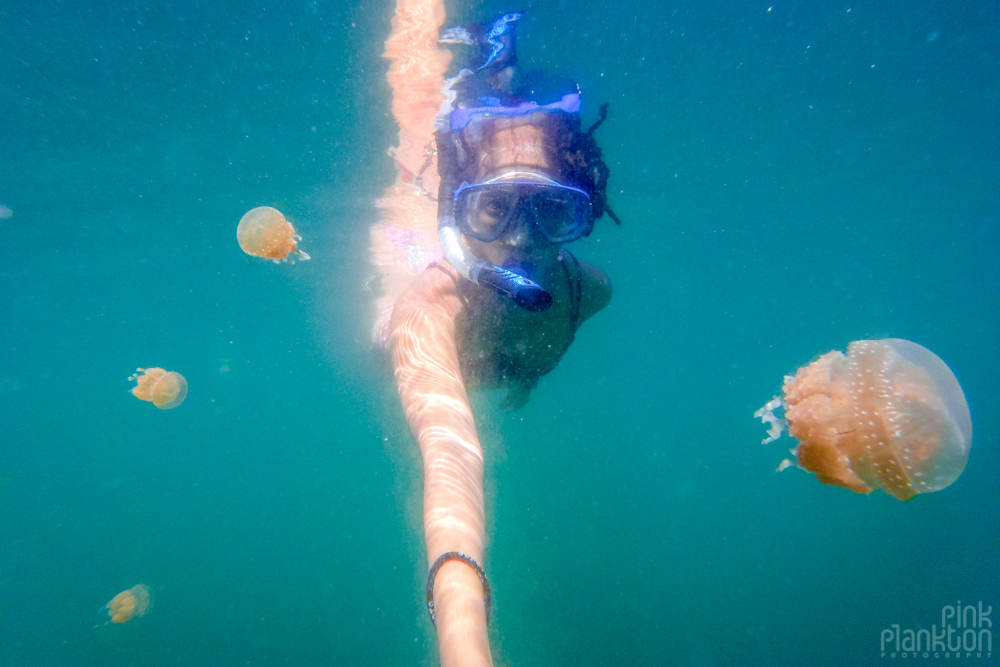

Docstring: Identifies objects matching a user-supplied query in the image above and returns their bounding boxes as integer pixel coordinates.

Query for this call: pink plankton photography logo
[881,601,993,659]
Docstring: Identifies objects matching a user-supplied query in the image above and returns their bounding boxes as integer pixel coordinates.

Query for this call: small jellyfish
[755,339,972,501]
[129,368,188,409]
[237,206,310,262]
[105,584,153,624]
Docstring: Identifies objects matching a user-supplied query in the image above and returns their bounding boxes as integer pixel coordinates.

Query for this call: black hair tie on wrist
[426,551,491,627]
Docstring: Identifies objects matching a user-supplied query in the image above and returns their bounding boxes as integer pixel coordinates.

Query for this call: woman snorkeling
[377,6,618,665]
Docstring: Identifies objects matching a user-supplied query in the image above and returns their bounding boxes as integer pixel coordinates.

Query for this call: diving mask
[453,173,593,244]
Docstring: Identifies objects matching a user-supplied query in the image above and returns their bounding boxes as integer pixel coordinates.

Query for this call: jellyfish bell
[237,206,310,263]
[104,584,153,624]
[128,367,188,409]
[755,339,972,501]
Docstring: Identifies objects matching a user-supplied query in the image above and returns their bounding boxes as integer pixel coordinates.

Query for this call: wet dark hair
[437,98,621,231]
[555,103,622,227]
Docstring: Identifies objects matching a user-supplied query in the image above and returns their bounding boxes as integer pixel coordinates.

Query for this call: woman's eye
[533,197,571,222]
[481,195,507,217]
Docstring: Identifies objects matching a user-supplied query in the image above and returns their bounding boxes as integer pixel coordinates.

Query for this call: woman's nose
[502,210,544,246]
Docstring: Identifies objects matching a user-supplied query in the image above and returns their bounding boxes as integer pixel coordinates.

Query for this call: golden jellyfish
[128,367,188,409]
[236,206,310,262]
[755,339,972,501]
[104,584,153,624]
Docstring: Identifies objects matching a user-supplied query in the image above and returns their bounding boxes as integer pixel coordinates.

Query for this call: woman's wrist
[427,552,491,626]
[432,560,493,667]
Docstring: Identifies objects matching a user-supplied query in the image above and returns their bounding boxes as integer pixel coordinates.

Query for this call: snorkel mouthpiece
[472,263,553,312]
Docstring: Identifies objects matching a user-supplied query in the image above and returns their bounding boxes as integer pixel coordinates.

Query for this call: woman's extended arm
[388,265,493,667]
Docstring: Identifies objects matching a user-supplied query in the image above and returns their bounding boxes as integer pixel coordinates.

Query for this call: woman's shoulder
[574,256,612,323]
[395,262,466,316]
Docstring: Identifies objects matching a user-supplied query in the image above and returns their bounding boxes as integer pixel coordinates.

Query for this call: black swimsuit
[454,249,583,393]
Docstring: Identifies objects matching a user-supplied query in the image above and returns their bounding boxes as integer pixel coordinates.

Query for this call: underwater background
[1,0,997,665]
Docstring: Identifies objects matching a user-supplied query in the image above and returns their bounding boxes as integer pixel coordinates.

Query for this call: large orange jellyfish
[128,368,188,409]
[755,339,972,501]
[105,584,153,624]
[237,206,310,262]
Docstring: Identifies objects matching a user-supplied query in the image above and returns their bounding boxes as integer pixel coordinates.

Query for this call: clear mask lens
[528,190,580,240]
[464,188,519,238]
[455,180,591,243]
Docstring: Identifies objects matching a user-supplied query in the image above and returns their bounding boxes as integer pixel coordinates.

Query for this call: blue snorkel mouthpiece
[471,262,553,312]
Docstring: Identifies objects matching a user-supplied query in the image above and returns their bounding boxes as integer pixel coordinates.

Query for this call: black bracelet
[426,551,491,627]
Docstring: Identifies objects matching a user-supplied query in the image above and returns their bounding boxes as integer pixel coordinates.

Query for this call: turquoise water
[1,1,997,665]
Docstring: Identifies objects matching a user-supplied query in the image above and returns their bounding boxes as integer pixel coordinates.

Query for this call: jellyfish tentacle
[754,396,787,444]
